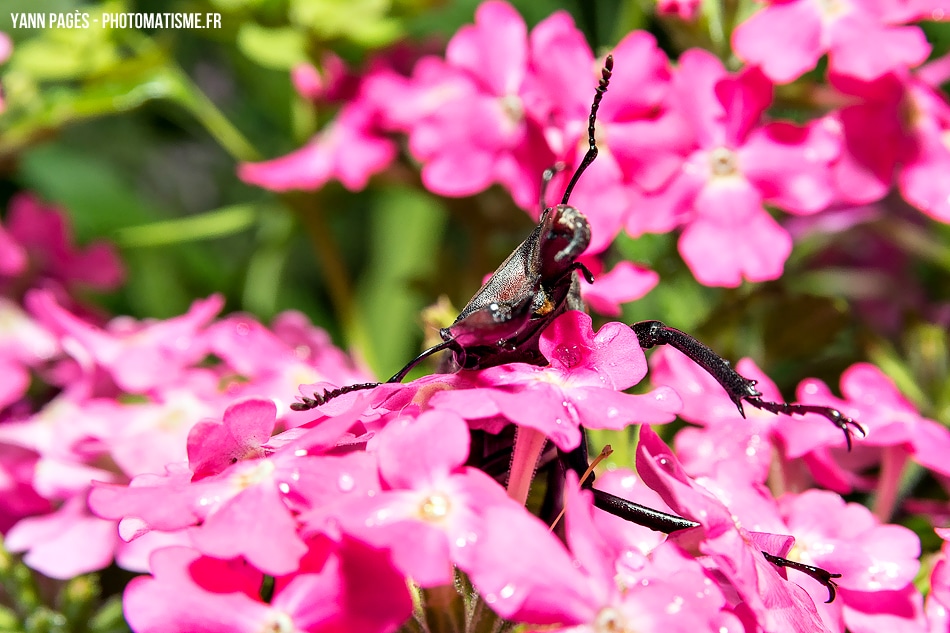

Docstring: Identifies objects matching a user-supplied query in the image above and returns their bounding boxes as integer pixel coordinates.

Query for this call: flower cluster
[2,2,950,632]
[69,307,943,633]
[239,0,950,288]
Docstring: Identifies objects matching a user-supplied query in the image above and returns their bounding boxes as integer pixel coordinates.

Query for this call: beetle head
[538,204,590,281]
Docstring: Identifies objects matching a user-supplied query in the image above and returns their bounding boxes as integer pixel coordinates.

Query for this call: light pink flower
[636,426,829,632]
[732,0,931,84]
[311,409,515,587]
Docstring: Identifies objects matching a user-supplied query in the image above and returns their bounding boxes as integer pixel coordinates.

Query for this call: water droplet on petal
[607,407,618,418]
[499,583,515,599]
[666,595,684,614]
[294,449,308,457]
[338,473,355,492]
[278,482,291,494]
[554,345,580,368]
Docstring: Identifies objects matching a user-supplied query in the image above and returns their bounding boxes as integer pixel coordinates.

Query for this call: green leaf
[236,23,307,71]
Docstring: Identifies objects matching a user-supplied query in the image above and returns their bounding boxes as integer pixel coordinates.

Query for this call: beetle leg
[761,551,841,603]
[631,320,865,450]
[557,431,699,532]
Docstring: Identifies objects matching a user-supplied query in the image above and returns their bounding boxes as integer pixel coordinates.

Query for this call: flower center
[814,0,852,21]
[499,94,524,124]
[260,611,296,633]
[594,607,628,633]
[420,493,451,521]
[234,459,275,489]
[709,146,739,177]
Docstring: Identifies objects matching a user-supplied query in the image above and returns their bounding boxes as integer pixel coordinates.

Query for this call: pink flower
[391,1,553,209]
[527,21,685,253]
[794,363,950,507]
[26,291,223,395]
[898,65,950,223]
[0,193,124,295]
[431,310,681,450]
[579,259,659,317]
[732,0,931,84]
[634,50,839,286]
[465,473,739,631]
[238,98,396,192]
[310,409,516,587]
[89,396,371,576]
[636,426,829,632]
[650,347,789,484]
[779,490,925,633]
[124,540,411,633]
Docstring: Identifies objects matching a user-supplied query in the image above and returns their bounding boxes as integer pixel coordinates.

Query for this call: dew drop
[484,593,498,605]
[278,482,291,494]
[338,473,355,492]
[555,345,580,368]
[607,407,619,418]
[499,583,516,599]
[666,595,684,614]
[294,449,308,457]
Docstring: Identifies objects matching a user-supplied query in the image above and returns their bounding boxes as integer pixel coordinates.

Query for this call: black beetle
[293,54,860,601]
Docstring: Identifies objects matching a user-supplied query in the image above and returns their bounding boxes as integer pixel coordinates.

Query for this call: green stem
[290,193,376,371]
[168,67,260,163]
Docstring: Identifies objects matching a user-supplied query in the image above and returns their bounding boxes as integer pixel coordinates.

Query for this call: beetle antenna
[561,54,613,206]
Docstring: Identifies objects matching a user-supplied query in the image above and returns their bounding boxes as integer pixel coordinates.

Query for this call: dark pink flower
[0,193,124,294]
[657,0,702,20]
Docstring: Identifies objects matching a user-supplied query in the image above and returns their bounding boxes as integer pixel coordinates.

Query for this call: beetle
[292,54,861,600]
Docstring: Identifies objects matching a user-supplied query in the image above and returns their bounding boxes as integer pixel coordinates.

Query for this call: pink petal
[581,261,659,317]
[446,0,527,96]
[188,398,277,478]
[680,201,791,287]
[464,503,597,624]
[190,478,307,576]
[124,547,267,633]
[742,121,838,214]
[6,497,118,579]
[829,20,930,81]
[732,0,824,84]
[376,409,470,488]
